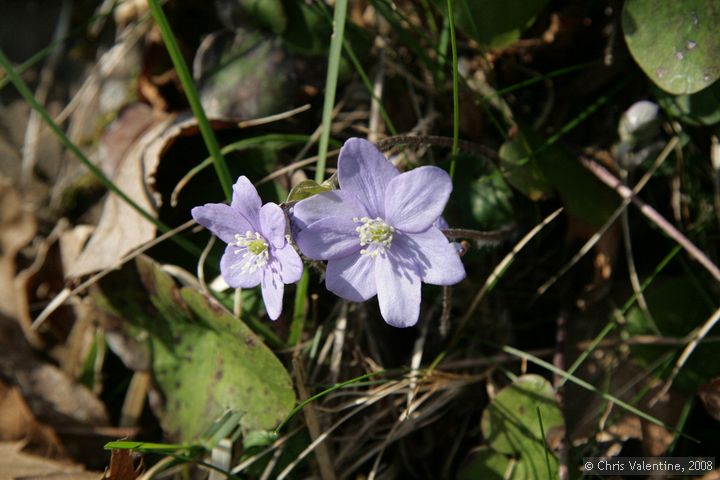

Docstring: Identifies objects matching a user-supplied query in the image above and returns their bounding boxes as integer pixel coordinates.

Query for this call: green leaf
[450,0,550,48]
[499,138,553,201]
[469,170,515,230]
[623,0,720,95]
[507,127,619,227]
[655,81,720,126]
[194,29,295,119]
[457,447,510,479]
[286,179,334,203]
[93,256,295,440]
[243,430,278,449]
[479,374,563,479]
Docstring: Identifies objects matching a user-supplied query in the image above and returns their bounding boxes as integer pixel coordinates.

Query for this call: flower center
[354,216,394,257]
[231,231,269,273]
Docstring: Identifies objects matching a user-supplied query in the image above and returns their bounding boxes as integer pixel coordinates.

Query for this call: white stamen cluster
[231,231,269,273]
[354,216,394,257]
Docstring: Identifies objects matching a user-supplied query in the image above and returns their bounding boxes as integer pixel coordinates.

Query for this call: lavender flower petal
[338,138,399,218]
[292,190,367,230]
[326,253,377,302]
[272,244,303,284]
[231,176,262,223]
[296,216,362,260]
[261,270,284,320]
[397,228,466,285]
[220,244,263,288]
[191,203,254,244]
[385,166,452,233]
[375,252,422,328]
[259,202,286,248]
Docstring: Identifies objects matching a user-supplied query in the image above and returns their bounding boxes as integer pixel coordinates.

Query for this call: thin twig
[581,157,720,283]
[291,356,336,480]
[21,0,73,186]
[620,169,658,333]
[31,219,196,330]
[442,227,515,243]
[237,104,310,128]
[375,134,499,160]
[553,310,569,480]
[451,208,563,345]
[652,305,720,405]
[538,137,678,296]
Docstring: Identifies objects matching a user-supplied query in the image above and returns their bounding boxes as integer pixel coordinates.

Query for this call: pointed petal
[192,203,253,244]
[396,229,466,285]
[291,190,367,230]
[259,202,286,248]
[338,138,399,218]
[219,244,262,288]
[231,176,261,225]
[261,270,284,320]
[272,244,303,284]
[375,252,421,328]
[326,253,377,302]
[385,166,452,232]
[296,216,361,260]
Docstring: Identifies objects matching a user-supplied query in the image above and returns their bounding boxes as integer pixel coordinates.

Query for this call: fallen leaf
[0,380,65,459]
[699,377,720,422]
[0,441,100,480]
[92,255,295,440]
[0,176,37,319]
[67,105,168,278]
[68,108,237,278]
[0,316,109,433]
[102,449,142,480]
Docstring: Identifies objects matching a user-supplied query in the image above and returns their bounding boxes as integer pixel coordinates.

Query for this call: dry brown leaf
[0,441,100,480]
[67,105,170,278]
[699,377,720,423]
[0,380,65,459]
[68,108,237,278]
[569,358,687,456]
[0,176,37,319]
[102,449,142,480]
[0,317,109,431]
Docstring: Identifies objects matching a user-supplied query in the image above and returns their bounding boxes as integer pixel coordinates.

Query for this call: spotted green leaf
[93,256,295,440]
[479,374,564,479]
[623,0,720,95]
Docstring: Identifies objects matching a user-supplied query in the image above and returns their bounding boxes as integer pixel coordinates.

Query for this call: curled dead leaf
[698,377,720,423]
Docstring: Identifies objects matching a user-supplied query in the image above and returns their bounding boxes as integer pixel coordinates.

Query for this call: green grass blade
[289,269,310,346]
[447,0,460,178]
[502,345,697,441]
[0,48,200,257]
[536,407,554,480]
[315,0,348,183]
[147,0,233,201]
[274,370,384,434]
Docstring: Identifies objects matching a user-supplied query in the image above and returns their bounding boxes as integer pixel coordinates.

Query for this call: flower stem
[316,0,348,183]
[442,227,514,243]
[446,0,460,178]
[147,0,233,201]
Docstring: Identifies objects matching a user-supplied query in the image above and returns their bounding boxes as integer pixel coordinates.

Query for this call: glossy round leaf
[623,0,720,94]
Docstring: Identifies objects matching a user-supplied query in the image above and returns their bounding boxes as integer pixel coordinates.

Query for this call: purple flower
[191,176,303,320]
[293,138,465,328]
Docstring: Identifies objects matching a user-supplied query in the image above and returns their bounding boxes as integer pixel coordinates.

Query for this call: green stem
[315,0,348,183]
[0,48,199,257]
[289,269,310,346]
[446,0,460,178]
[147,0,233,201]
